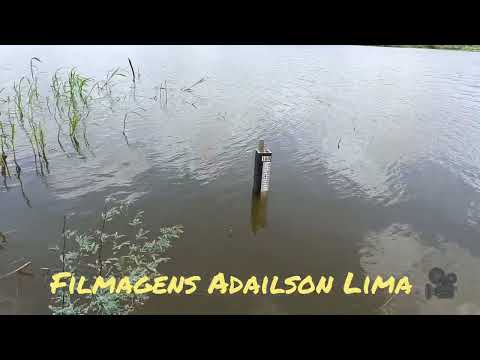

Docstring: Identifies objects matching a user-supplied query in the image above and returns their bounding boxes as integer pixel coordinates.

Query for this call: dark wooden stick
[128,58,136,84]
[0,261,32,280]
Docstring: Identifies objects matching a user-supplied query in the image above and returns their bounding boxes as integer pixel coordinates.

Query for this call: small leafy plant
[49,195,183,315]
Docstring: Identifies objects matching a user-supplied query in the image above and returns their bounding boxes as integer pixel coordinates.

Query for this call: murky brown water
[1,45,480,314]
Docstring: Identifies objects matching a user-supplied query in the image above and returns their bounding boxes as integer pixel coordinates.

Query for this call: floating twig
[0,261,32,280]
[182,77,206,92]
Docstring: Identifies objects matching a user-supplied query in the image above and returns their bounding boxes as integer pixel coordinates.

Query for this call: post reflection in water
[250,190,269,234]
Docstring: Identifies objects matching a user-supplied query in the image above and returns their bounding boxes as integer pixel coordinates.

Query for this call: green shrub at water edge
[48,195,184,315]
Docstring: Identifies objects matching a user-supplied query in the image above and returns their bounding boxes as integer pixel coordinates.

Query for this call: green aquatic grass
[30,57,41,101]
[7,117,21,175]
[0,118,11,177]
[49,68,95,153]
[12,76,42,172]
[13,77,25,123]
[4,61,138,173]
[67,68,91,108]
[1,63,97,172]
[1,59,185,177]
[37,124,48,166]
[25,75,49,172]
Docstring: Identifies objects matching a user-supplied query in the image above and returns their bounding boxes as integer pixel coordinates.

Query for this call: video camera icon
[425,267,457,300]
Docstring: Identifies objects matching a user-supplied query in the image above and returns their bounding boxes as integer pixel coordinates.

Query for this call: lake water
[1,45,480,314]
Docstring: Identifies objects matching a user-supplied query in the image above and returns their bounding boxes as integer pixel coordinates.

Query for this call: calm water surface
[1,45,480,314]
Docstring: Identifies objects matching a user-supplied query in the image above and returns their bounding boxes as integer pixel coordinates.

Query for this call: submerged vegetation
[50,68,95,153]
[2,61,102,175]
[0,118,10,177]
[48,195,184,315]
[0,59,127,173]
[0,57,207,187]
[0,59,206,313]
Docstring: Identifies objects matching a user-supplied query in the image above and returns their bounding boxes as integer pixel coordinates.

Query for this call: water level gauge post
[253,140,272,194]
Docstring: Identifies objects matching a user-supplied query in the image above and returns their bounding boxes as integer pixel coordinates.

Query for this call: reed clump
[0,58,192,181]
[0,117,11,177]
[49,68,93,153]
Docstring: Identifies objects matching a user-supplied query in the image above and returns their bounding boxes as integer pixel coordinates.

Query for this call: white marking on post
[261,161,271,192]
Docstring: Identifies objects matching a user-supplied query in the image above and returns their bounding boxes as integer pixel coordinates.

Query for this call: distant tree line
[382,45,480,51]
